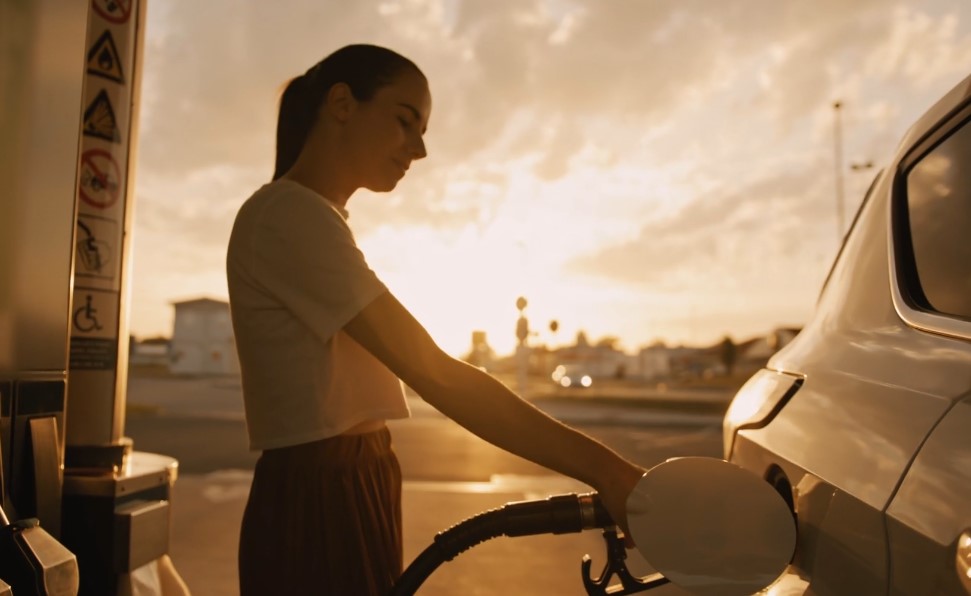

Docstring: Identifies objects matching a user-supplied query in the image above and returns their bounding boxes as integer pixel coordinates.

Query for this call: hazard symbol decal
[87,30,124,83]
[76,215,117,279]
[79,149,122,210]
[93,0,133,24]
[82,89,121,143]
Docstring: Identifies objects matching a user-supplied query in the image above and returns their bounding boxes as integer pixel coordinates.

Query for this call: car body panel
[886,394,971,595]
[733,433,888,593]
[724,71,971,595]
[759,165,959,509]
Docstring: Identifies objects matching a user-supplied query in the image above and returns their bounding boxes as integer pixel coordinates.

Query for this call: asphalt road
[123,371,729,478]
[124,402,723,478]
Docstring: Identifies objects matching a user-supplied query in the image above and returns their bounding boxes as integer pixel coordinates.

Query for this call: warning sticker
[79,149,122,210]
[76,215,117,280]
[87,30,125,83]
[82,89,121,143]
[70,338,117,370]
[93,0,133,24]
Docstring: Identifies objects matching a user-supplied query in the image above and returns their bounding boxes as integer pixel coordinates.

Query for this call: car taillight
[723,369,803,459]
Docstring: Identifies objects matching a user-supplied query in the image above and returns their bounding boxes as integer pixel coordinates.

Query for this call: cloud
[566,165,838,289]
[127,0,971,345]
[138,0,439,178]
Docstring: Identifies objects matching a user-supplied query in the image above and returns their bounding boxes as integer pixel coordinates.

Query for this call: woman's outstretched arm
[344,291,646,536]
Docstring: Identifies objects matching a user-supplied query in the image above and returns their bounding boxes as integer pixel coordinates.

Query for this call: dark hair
[272,44,423,180]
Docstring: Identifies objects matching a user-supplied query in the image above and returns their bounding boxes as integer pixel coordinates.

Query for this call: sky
[129,0,971,357]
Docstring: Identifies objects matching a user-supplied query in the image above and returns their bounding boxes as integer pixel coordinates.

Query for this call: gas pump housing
[1,1,184,594]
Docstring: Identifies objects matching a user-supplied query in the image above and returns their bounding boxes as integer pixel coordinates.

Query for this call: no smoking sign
[79,148,122,209]
[93,0,132,24]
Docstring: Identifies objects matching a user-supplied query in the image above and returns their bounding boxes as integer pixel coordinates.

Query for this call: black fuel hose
[389,492,612,595]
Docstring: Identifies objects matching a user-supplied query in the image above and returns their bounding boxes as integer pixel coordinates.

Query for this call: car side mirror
[626,456,796,595]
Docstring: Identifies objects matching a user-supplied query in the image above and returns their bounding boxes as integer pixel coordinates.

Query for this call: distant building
[169,298,239,375]
[637,342,672,380]
[553,332,632,379]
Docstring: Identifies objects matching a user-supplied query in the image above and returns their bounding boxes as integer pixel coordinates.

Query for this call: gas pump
[1,1,186,594]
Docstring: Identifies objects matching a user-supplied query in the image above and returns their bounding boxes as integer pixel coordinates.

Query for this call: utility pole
[515,296,529,396]
[833,101,845,243]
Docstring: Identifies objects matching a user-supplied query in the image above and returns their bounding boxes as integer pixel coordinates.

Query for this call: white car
[723,73,971,593]
[551,364,594,388]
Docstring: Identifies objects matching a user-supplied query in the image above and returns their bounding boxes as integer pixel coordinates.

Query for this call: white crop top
[226,178,409,450]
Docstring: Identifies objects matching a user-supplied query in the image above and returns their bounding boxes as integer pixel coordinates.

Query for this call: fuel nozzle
[501,492,613,537]
[390,491,615,595]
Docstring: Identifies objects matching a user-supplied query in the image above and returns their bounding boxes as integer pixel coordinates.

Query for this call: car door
[883,98,971,596]
[886,394,971,595]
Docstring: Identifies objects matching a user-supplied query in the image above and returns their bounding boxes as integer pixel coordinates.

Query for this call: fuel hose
[389,492,612,595]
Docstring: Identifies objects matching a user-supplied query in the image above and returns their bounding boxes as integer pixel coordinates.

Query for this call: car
[551,363,594,388]
[722,73,971,594]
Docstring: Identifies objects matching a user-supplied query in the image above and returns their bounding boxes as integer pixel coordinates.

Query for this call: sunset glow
[129,0,971,356]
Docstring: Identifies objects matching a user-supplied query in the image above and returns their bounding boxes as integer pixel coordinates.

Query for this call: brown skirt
[238,428,402,596]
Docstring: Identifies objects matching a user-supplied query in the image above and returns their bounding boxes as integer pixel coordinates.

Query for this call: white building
[169,298,239,376]
[637,342,673,380]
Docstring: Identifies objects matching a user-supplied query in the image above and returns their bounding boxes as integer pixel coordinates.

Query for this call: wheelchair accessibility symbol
[73,294,104,333]
[71,289,117,340]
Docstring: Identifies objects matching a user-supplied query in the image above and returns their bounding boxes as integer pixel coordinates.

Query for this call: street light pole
[833,101,845,243]
[515,296,529,396]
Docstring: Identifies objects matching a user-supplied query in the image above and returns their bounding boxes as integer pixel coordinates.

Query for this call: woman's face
[344,68,431,193]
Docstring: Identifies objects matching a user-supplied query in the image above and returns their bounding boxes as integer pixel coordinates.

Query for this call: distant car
[551,364,593,388]
[723,73,971,594]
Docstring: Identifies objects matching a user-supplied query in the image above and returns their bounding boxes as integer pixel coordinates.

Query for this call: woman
[227,44,645,595]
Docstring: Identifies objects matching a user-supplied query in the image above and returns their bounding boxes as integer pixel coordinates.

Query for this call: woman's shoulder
[241,179,347,227]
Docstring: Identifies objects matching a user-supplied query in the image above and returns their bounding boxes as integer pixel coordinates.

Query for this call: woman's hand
[596,462,647,548]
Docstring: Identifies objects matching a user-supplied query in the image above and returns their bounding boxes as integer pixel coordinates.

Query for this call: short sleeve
[249,189,386,343]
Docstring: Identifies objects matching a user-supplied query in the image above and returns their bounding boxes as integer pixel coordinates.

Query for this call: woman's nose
[410,135,427,160]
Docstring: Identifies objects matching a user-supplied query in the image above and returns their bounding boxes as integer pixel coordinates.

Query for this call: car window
[904,120,971,320]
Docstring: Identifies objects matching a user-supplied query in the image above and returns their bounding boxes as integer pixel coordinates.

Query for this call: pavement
[126,373,729,595]
[126,373,730,428]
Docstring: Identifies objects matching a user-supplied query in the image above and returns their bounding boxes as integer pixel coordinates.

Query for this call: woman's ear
[324,82,356,122]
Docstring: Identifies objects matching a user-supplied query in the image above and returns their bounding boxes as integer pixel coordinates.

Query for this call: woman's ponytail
[272,75,318,180]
